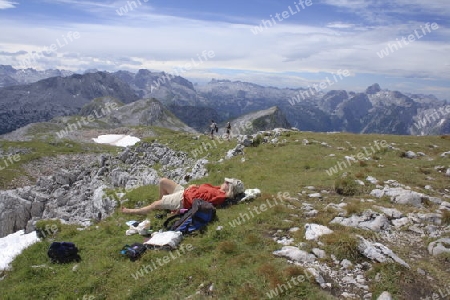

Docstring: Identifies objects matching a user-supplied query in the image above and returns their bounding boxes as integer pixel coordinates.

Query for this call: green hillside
[0,130,449,299]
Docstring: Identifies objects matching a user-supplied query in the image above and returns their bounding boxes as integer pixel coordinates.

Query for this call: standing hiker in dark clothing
[225,122,231,141]
[210,120,218,139]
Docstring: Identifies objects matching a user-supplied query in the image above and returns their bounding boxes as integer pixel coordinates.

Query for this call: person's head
[222,178,245,198]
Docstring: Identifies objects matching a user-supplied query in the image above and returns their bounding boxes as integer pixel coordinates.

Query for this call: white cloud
[321,0,450,19]
[42,0,116,9]
[326,22,356,29]
[0,0,17,9]
[1,16,448,81]
[321,0,370,9]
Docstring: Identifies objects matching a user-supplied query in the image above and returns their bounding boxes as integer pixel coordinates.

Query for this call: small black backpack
[121,243,147,261]
[47,242,81,264]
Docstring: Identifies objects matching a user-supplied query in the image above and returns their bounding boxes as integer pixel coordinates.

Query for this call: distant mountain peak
[365,83,381,94]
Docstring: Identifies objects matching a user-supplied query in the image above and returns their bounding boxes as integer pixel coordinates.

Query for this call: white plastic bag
[125,220,151,236]
[144,231,183,250]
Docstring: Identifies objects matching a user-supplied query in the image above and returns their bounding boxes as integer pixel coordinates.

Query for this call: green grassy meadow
[0,129,449,299]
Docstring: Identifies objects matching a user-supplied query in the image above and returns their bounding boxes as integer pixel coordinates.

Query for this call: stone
[373,206,403,219]
[312,248,326,259]
[305,223,333,240]
[440,201,450,210]
[225,144,245,159]
[330,210,390,232]
[366,176,378,184]
[416,213,442,225]
[306,267,325,286]
[428,238,450,256]
[0,190,32,238]
[357,236,410,269]
[377,291,392,300]
[370,189,384,198]
[342,276,356,284]
[273,246,316,263]
[308,193,322,198]
[392,217,410,228]
[404,151,416,159]
[440,151,450,157]
[277,237,294,246]
[340,259,353,269]
[370,187,431,208]
[305,210,318,217]
[417,268,426,275]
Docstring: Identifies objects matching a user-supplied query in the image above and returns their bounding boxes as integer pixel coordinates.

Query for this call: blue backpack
[164,199,216,234]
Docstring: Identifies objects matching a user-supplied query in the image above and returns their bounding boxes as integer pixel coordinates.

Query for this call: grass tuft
[321,230,364,263]
[442,210,450,225]
[334,174,360,196]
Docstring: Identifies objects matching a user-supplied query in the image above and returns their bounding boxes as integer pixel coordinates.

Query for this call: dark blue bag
[164,199,216,234]
[47,242,81,264]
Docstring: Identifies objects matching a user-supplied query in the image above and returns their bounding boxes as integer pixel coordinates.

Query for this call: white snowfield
[0,230,40,271]
[92,134,141,147]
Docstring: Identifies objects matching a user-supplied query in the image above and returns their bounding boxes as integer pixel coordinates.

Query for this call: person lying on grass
[121,177,244,215]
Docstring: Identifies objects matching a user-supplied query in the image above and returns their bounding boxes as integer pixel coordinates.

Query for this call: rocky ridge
[1,65,449,137]
[0,142,209,238]
[0,72,139,135]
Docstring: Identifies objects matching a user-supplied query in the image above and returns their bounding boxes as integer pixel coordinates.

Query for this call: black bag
[47,242,81,264]
[215,125,218,133]
[218,192,246,208]
[164,199,216,234]
[121,242,147,261]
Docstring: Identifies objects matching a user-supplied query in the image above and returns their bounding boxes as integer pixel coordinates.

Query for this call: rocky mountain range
[224,106,292,135]
[0,70,139,135]
[0,97,199,143]
[0,65,448,137]
[0,65,73,88]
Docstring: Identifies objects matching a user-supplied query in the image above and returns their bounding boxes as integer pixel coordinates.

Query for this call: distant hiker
[225,122,231,140]
[210,120,218,139]
[121,177,244,215]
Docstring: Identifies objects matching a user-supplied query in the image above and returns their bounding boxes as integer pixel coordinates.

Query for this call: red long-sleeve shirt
[182,184,226,209]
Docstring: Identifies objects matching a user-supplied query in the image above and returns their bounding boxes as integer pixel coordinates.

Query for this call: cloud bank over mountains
[0,0,448,99]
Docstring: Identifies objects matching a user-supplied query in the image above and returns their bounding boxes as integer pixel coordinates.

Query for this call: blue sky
[0,0,449,99]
